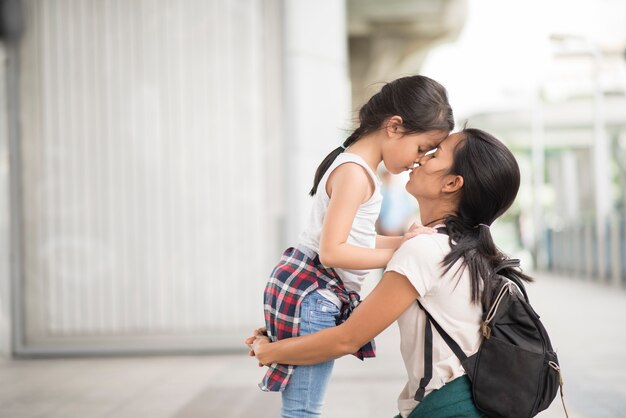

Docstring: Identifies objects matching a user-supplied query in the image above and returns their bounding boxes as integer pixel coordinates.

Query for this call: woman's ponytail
[442,216,509,306]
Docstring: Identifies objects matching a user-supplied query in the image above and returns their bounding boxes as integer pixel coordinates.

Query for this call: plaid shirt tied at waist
[260,246,376,392]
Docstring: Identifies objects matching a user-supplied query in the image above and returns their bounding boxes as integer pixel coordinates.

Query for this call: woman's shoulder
[386,233,450,296]
[389,233,449,268]
[399,233,449,256]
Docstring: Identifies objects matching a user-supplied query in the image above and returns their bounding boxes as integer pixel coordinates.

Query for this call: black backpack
[415,259,567,418]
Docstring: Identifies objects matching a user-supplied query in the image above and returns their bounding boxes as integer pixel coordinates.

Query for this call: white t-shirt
[385,231,483,418]
[299,153,383,306]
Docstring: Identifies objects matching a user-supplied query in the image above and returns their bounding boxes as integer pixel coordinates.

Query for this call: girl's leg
[281,291,340,418]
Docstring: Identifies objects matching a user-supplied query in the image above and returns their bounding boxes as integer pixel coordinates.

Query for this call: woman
[247,128,531,417]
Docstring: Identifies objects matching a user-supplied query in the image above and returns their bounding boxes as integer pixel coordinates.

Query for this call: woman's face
[405,132,464,199]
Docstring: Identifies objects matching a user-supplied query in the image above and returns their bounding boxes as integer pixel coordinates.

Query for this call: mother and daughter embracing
[245,75,530,418]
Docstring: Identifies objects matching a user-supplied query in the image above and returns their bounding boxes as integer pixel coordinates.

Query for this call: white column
[282,0,351,245]
[0,44,11,357]
[591,45,612,280]
[561,152,580,223]
[531,93,546,269]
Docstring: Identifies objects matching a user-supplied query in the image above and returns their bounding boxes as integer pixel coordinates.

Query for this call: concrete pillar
[610,214,622,287]
[282,0,351,245]
[591,46,612,280]
[0,44,11,357]
[531,95,546,269]
[561,151,580,223]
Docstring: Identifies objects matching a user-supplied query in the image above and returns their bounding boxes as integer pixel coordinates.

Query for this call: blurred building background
[0,0,625,360]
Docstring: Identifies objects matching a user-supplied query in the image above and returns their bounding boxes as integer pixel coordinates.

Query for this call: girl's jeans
[280,290,341,418]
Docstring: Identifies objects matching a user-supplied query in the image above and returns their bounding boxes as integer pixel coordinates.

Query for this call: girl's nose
[418,153,433,165]
[418,148,437,165]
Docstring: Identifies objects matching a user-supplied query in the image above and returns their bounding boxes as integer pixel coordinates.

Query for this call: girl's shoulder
[329,153,379,182]
[325,154,380,200]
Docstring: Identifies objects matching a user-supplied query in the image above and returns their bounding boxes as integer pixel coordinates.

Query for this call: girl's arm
[376,224,435,250]
[248,271,419,365]
[375,235,404,249]
[318,163,402,269]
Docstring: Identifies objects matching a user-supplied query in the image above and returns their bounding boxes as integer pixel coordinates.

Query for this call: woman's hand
[402,223,436,243]
[250,336,271,366]
[245,328,270,367]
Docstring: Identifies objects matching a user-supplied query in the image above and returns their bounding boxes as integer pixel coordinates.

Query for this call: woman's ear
[442,175,464,193]
[385,115,404,138]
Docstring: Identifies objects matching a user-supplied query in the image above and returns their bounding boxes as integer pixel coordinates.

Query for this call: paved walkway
[0,272,624,417]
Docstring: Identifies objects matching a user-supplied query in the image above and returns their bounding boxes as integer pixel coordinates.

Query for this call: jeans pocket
[306,297,339,332]
[314,297,341,314]
[308,309,338,331]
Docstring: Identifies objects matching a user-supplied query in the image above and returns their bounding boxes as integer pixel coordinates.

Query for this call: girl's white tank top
[298,152,383,306]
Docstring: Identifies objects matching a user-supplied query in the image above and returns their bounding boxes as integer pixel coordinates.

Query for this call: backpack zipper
[482,281,513,339]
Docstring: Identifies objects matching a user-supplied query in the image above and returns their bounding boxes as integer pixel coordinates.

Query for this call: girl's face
[382,129,448,174]
[405,132,464,199]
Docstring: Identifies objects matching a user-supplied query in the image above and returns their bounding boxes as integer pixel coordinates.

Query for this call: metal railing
[546,217,626,287]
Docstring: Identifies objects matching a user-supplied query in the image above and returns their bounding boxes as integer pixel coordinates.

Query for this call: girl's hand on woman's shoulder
[401,223,436,244]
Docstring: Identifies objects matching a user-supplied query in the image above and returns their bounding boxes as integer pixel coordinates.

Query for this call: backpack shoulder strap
[417,300,467,360]
[414,305,433,401]
[414,299,467,401]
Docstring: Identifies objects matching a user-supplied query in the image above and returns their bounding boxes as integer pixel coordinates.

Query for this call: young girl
[262,75,454,418]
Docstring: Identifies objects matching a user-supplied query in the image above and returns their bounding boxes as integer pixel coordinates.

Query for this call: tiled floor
[1,273,624,417]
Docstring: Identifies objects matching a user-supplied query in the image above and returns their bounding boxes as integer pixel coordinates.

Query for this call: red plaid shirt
[260,246,376,392]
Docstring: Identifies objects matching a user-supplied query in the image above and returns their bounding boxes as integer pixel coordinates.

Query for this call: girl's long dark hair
[441,128,532,306]
[309,75,454,196]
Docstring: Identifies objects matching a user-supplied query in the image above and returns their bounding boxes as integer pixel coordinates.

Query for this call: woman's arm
[249,271,419,365]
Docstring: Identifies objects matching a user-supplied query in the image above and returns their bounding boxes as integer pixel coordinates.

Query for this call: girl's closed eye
[416,147,438,166]
[420,148,438,162]
[418,146,435,156]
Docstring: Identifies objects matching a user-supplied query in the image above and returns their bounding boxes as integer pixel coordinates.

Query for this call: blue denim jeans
[281,290,341,418]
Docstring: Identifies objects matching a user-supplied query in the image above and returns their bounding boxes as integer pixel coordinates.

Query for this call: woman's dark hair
[441,128,532,306]
[309,75,454,195]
